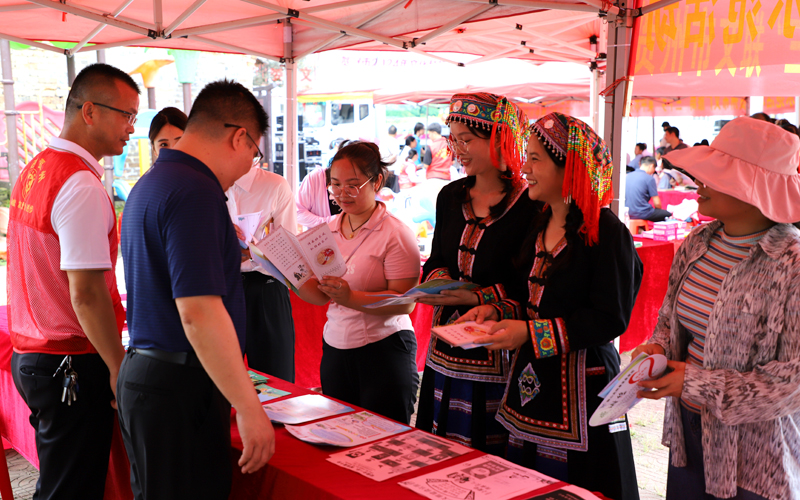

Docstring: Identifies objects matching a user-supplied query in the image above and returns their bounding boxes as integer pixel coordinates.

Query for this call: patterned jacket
[649,221,800,500]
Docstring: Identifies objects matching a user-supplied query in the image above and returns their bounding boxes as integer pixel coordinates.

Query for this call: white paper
[327,430,471,481]
[254,226,314,288]
[399,455,556,500]
[589,353,668,427]
[234,211,262,246]
[296,223,347,279]
[430,321,496,349]
[285,411,410,447]
[263,394,353,425]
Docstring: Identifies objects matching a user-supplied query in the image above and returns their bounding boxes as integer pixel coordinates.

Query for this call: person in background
[400,134,417,163]
[119,80,275,499]
[413,122,425,163]
[296,165,341,229]
[227,164,297,382]
[8,63,137,500]
[659,121,671,148]
[627,142,648,170]
[414,93,536,456]
[421,122,453,201]
[750,112,773,123]
[664,127,688,154]
[398,149,421,190]
[148,106,187,165]
[461,112,642,500]
[632,117,800,500]
[627,155,672,222]
[294,141,421,425]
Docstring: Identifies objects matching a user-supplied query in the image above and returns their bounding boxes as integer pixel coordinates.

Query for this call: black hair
[661,121,670,128]
[750,112,774,124]
[636,142,647,151]
[775,119,799,135]
[667,126,680,138]
[700,139,710,146]
[187,79,268,137]
[414,122,425,134]
[640,156,656,168]
[330,141,390,190]
[656,146,666,156]
[454,122,516,219]
[427,122,442,134]
[407,149,418,160]
[388,125,397,135]
[65,63,140,118]
[405,135,417,146]
[148,107,188,144]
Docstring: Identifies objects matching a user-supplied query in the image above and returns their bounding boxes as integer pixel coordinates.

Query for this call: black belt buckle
[130,348,202,368]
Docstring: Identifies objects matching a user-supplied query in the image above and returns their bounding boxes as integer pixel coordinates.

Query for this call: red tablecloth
[290,295,433,389]
[618,238,676,353]
[658,189,698,208]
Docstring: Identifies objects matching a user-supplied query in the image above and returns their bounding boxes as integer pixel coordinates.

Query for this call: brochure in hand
[249,223,346,290]
[363,279,479,309]
[262,394,353,425]
[285,411,410,447]
[589,352,668,427]
[430,321,496,349]
[233,211,263,249]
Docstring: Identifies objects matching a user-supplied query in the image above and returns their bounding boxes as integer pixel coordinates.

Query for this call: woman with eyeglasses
[413,93,538,456]
[148,107,187,165]
[295,141,421,424]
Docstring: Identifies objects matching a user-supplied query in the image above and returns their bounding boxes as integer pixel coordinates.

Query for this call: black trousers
[116,350,232,500]
[643,208,673,222]
[11,351,114,500]
[242,272,296,382]
[321,330,419,425]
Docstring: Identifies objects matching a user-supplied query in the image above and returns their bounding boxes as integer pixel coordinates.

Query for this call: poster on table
[399,455,556,500]
[286,411,410,447]
[525,484,602,500]
[327,430,471,481]
[263,394,353,425]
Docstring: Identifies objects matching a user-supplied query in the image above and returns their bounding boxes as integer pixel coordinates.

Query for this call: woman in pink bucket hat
[632,116,800,500]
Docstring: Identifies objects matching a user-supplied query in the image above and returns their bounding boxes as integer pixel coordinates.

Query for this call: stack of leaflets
[399,455,556,500]
[430,321,496,349]
[262,394,353,425]
[364,279,478,309]
[254,384,290,403]
[248,223,346,290]
[327,430,471,481]
[285,411,410,447]
[247,370,269,385]
[589,352,668,427]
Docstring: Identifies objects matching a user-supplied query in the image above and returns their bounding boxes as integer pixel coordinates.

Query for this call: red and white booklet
[430,321,497,350]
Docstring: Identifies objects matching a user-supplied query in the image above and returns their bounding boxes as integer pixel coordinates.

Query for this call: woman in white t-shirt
[297,141,421,424]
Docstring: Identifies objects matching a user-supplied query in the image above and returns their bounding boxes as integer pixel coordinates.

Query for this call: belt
[129,348,202,368]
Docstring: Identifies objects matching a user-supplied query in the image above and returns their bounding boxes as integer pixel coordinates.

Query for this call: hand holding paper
[471,319,526,350]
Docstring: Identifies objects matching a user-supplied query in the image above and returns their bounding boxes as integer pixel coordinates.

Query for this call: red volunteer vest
[425,137,452,181]
[7,147,125,354]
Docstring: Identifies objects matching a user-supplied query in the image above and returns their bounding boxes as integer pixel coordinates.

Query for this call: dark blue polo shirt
[625,168,658,219]
[121,149,245,353]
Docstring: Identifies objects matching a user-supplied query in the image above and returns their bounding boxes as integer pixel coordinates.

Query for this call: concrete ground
[4,258,669,499]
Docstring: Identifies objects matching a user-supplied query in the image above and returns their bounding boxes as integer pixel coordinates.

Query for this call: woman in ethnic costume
[414,93,537,455]
[463,112,642,499]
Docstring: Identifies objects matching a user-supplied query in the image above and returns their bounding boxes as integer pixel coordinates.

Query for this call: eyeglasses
[328,177,374,198]
[224,123,264,167]
[78,102,138,126]
[445,136,470,153]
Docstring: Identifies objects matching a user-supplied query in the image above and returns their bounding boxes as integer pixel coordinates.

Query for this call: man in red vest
[7,63,138,499]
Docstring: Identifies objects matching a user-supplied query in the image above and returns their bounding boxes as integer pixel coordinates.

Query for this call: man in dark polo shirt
[119,80,275,499]
[625,156,672,222]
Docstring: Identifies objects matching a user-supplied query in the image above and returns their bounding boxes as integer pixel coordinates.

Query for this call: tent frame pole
[284,20,299,194]
[67,0,136,56]
[23,0,155,38]
[603,7,629,218]
[1,39,21,189]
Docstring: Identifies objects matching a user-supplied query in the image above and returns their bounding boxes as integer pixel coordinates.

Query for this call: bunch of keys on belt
[53,355,79,405]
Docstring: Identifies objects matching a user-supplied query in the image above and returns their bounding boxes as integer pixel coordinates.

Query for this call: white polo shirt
[48,137,115,270]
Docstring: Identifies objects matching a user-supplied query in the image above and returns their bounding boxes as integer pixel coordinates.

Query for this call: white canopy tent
[0,0,681,210]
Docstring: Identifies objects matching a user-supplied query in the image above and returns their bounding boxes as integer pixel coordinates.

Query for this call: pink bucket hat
[664,116,800,223]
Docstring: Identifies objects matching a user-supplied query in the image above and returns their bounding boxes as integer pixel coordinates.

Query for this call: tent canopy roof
[0,0,607,67]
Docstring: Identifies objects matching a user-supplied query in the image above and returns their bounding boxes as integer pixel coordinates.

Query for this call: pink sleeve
[383,220,421,281]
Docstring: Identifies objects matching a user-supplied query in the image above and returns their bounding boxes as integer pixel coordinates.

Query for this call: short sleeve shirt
[323,203,421,349]
[121,149,246,353]
[625,169,658,219]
